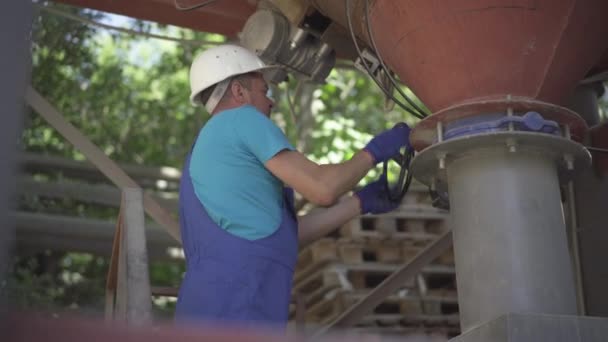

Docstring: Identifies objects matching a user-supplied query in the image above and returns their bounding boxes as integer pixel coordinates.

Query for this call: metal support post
[106,187,152,326]
[447,147,577,331]
[1,0,32,318]
[411,130,589,333]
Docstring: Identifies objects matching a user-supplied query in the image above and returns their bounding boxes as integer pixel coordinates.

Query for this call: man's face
[241,73,274,117]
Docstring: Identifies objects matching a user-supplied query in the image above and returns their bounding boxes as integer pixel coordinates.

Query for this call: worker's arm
[297,173,399,246]
[266,123,411,206]
[266,149,373,206]
[297,195,360,246]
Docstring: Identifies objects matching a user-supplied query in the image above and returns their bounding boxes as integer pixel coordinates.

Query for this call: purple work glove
[354,173,400,214]
[364,122,411,164]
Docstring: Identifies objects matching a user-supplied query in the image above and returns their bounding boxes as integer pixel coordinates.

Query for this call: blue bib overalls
[175,153,299,328]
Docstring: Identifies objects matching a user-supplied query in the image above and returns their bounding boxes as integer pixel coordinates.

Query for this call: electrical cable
[284,80,299,127]
[363,0,429,118]
[383,149,414,204]
[37,5,221,47]
[344,0,426,120]
[346,0,425,120]
[174,0,221,11]
[344,0,419,200]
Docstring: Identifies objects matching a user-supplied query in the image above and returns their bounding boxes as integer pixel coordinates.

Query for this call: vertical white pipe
[447,149,577,332]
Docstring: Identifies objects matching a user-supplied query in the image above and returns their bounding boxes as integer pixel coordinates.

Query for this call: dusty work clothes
[189,105,295,240]
[175,105,299,328]
[175,154,299,327]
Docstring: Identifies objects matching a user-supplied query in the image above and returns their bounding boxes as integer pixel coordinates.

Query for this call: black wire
[363,0,429,118]
[344,0,426,120]
[174,0,220,11]
[429,188,450,210]
[383,149,414,203]
[398,150,414,200]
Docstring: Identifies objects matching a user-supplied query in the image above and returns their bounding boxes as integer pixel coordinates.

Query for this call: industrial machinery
[18,0,608,341]
[239,7,336,84]
[361,2,608,340]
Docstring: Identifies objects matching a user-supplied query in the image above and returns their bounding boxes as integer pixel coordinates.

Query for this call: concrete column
[447,148,577,332]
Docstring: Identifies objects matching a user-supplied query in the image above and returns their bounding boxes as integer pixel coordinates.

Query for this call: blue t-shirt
[189,105,296,240]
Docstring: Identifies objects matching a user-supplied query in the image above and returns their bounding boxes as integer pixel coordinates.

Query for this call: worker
[175,44,411,329]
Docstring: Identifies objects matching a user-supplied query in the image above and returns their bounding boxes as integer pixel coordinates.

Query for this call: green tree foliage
[5,252,107,312]
[25,5,424,166]
[25,4,224,166]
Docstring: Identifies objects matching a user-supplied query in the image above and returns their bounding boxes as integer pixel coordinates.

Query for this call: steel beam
[1,0,32,317]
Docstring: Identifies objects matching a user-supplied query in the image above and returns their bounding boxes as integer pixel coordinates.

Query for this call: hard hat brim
[189,64,283,107]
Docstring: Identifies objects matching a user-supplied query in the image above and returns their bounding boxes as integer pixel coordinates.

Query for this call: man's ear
[229,81,246,103]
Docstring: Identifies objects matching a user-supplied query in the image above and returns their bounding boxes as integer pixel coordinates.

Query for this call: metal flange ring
[410,97,588,151]
[410,131,591,190]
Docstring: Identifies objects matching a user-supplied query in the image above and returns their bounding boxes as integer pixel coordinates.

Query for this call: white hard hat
[189,44,274,110]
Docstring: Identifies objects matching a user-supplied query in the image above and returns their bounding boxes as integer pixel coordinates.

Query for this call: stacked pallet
[289,185,459,338]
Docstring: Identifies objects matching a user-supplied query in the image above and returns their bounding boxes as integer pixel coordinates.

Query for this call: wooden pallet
[336,240,407,264]
[292,262,456,312]
[436,246,455,266]
[360,313,460,328]
[339,214,447,242]
[318,311,460,328]
[292,265,348,311]
[296,241,453,274]
[302,288,459,324]
[400,188,435,207]
[289,188,457,333]
[295,239,454,285]
[294,238,339,284]
[337,240,453,266]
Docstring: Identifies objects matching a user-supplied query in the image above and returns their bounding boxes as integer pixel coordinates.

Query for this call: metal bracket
[353,48,380,76]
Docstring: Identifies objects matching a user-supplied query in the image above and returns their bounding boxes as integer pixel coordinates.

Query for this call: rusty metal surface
[310,0,369,44]
[409,97,588,151]
[587,48,608,77]
[266,0,310,26]
[47,0,608,86]
[53,0,256,37]
[368,0,608,112]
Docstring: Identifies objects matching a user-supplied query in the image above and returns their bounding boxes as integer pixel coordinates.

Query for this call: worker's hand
[354,173,400,214]
[364,122,411,164]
